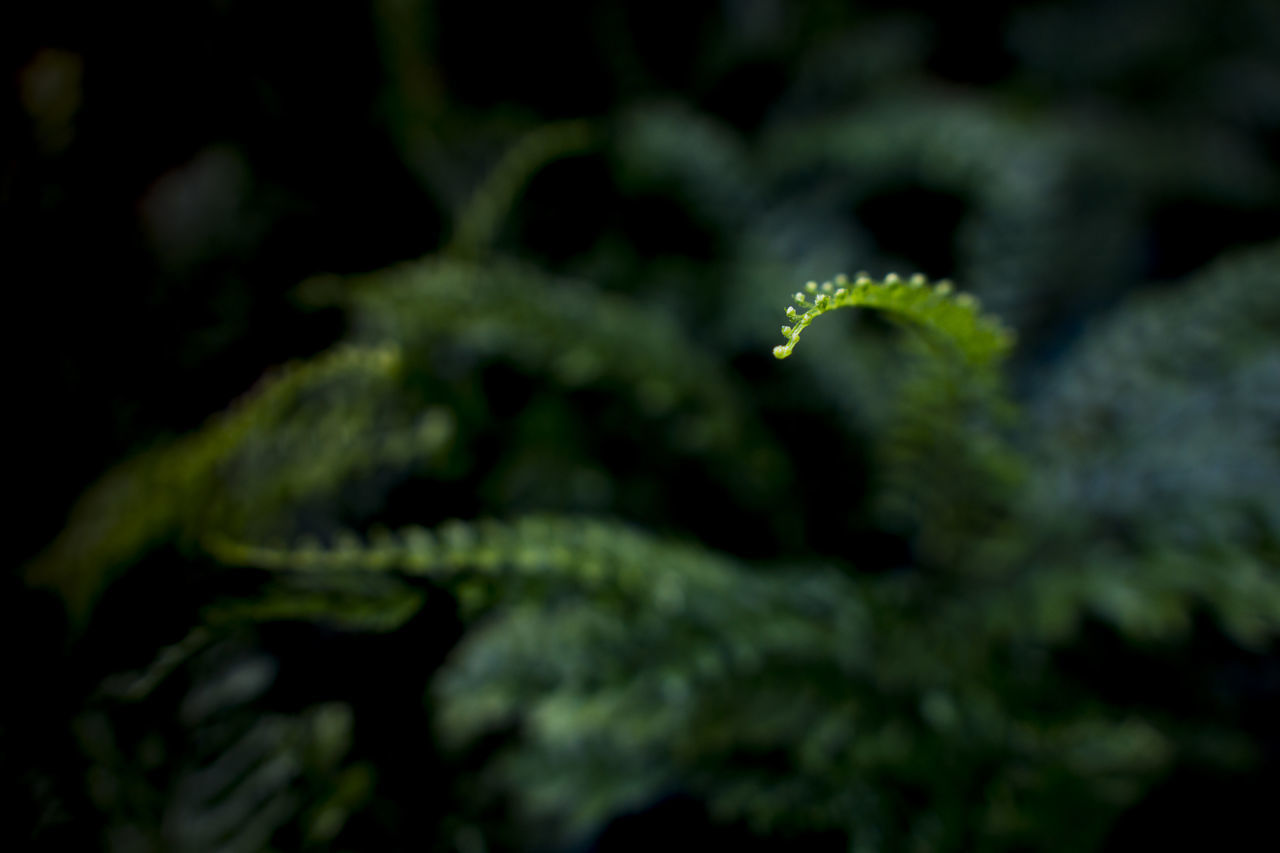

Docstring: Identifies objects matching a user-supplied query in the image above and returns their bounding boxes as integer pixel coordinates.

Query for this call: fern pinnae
[772,271,1014,366]
[207,516,736,606]
[25,344,409,625]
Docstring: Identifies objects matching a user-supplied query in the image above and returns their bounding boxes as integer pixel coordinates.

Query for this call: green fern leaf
[772,272,1014,366]
[773,272,1022,568]
[25,345,414,625]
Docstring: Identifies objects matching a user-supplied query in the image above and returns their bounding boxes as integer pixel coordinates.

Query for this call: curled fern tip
[772,272,1013,366]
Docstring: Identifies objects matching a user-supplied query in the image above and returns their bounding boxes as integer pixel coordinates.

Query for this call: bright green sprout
[772,272,1015,365]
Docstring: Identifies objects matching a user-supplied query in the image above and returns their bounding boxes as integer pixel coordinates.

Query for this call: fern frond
[208,514,871,839]
[1001,241,1280,645]
[308,258,755,453]
[987,546,1280,650]
[772,272,1014,365]
[773,272,1023,570]
[206,516,859,622]
[24,345,442,624]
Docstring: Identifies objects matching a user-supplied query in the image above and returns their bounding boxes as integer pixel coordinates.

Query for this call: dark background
[6,1,1279,850]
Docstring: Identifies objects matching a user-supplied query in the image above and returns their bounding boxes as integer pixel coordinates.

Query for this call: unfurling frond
[773,272,1024,569]
[772,272,1014,366]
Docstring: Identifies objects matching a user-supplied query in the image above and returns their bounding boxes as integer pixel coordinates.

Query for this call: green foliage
[1010,241,1280,648]
[26,345,445,623]
[18,4,1280,851]
[31,150,1280,853]
[304,258,748,450]
[182,246,1275,849]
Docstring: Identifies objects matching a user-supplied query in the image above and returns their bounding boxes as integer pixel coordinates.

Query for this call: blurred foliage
[7,0,1280,851]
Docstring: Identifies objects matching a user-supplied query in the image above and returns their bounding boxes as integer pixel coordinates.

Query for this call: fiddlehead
[773,272,1023,570]
[772,272,1014,366]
